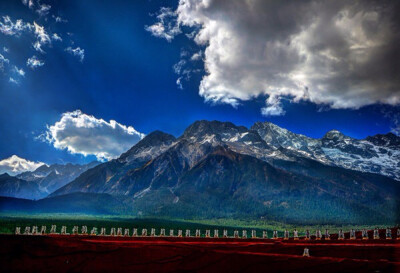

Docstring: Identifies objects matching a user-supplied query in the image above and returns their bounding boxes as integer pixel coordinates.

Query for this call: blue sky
[0,0,399,167]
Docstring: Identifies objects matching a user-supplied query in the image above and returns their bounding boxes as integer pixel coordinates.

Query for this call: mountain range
[1,120,399,225]
[252,122,400,180]
[0,162,99,199]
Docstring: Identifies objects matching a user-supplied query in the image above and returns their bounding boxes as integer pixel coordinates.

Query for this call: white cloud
[0,53,9,71]
[9,65,26,84]
[43,110,145,161]
[65,47,85,62]
[190,51,202,61]
[172,58,195,89]
[33,41,44,53]
[10,65,25,84]
[26,55,44,69]
[52,33,62,41]
[180,50,189,58]
[261,96,286,116]
[1,6,79,79]
[0,16,31,36]
[52,15,68,23]
[36,4,51,17]
[149,0,400,115]
[9,77,19,85]
[173,59,186,74]
[22,0,35,10]
[0,155,45,176]
[145,7,181,42]
[176,77,183,89]
[32,22,51,53]
[13,65,25,77]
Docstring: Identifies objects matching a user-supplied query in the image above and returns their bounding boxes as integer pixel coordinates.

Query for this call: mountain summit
[182,120,247,140]
[0,155,45,176]
[119,130,176,163]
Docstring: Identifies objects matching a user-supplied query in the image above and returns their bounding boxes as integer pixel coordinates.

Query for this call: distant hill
[0,193,127,215]
[0,161,99,199]
[0,173,42,200]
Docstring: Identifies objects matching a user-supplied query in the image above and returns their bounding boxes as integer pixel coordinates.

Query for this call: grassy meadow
[0,213,383,237]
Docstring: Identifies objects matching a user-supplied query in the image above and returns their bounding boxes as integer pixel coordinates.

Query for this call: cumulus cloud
[26,55,44,69]
[148,0,400,115]
[0,155,45,175]
[65,47,85,62]
[43,110,145,161]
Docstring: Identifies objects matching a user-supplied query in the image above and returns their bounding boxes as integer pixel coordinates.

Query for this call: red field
[1,234,399,273]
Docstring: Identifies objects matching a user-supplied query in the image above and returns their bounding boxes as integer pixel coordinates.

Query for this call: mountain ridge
[48,120,400,224]
[252,121,400,180]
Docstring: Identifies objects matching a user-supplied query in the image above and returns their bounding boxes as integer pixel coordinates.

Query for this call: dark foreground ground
[0,234,399,273]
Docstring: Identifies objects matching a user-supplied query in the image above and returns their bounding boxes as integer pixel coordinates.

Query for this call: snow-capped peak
[323,129,346,140]
[0,155,46,176]
[251,121,400,181]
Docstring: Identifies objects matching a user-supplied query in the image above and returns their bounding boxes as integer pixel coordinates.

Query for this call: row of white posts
[14,226,399,240]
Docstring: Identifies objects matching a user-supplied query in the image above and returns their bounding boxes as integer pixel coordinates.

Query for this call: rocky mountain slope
[52,131,176,196]
[252,122,400,180]
[50,120,400,224]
